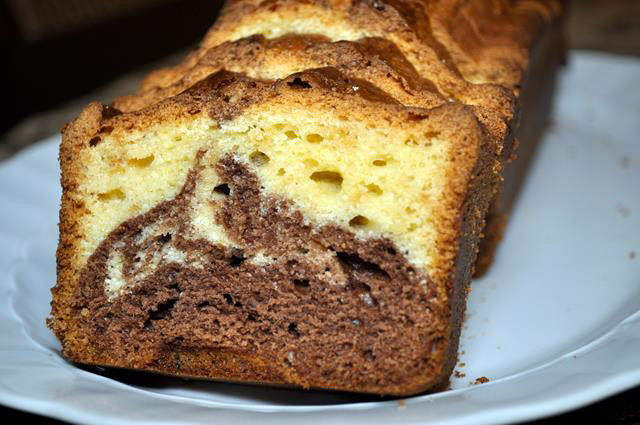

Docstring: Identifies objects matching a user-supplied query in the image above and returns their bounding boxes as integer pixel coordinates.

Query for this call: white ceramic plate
[1,51,639,425]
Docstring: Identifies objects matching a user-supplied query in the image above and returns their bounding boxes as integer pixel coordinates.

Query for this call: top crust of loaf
[140,0,559,106]
[141,0,509,103]
[201,0,561,88]
[116,35,444,113]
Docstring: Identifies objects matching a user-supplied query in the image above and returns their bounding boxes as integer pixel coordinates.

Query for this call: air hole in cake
[305,133,324,143]
[97,189,125,201]
[349,215,370,227]
[88,136,101,147]
[99,126,114,135]
[157,233,172,244]
[363,349,375,361]
[285,130,298,139]
[365,183,383,195]
[336,252,390,280]
[213,183,231,196]
[310,171,343,192]
[287,77,312,89]
[249,151,270,166]
[387,247,397,255]
[247,312,258,321]
[223,293,233,305]
[229,249,246,266]
[424,130,441,139]
[288,322,300,337]
[127,155,155,168]
[197,301,211,309]
[347,280,379,307]
[149,298,177,321]
[277,168,286,176]
[407,112,427,121]
[293,278,310,292]
[372,159,387,166]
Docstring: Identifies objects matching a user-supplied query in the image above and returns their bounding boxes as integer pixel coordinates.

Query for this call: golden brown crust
[50,103,114,344]
[425,0,562,88]
[116,35,443,113]
[143,0,517,115]
[141,0,559,103]
[473,10,566,275]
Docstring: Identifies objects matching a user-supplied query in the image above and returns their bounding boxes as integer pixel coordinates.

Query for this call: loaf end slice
[50,69,498,395]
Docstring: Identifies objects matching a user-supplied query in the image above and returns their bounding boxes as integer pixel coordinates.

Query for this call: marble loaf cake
[49,0,563,395]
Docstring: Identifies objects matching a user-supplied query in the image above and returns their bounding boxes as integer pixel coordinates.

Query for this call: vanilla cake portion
[50,69,498,395]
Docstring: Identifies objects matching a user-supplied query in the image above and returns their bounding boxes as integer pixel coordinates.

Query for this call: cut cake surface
[50,69,498,395]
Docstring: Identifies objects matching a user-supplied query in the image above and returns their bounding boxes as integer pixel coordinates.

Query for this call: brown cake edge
[473,14,566,276]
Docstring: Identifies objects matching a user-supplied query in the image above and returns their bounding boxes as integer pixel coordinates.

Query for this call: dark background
[0,0,223,155]
[1,0,639,423]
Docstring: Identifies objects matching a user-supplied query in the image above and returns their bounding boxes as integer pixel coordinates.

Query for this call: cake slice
[49,68,499,395]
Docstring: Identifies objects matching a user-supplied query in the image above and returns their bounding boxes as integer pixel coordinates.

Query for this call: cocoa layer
[70,154,446,393]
